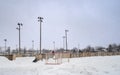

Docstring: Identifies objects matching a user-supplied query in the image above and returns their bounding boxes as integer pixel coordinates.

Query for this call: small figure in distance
[52,50,55,54]
[52,50,55,59]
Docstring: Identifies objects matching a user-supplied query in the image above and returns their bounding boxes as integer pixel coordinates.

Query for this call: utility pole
[38,17,43,54]
[4,39,7,51]
[65,30,69,52]
[16,44,18,53]
[62,36,65,50]
[32,40,34,50]
[53,41,55,51]
[16,23,23,54]
[78,44,80,50]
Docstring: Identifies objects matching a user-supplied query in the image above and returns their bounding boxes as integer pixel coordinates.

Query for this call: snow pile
[0,56,120,75]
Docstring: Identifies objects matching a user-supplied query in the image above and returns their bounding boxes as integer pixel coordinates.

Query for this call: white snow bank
[0,56,120,75]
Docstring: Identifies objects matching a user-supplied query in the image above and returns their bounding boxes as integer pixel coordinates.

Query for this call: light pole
[38,17,43,54]
[16,23,23,54]
[53,41,55,51]
[78,44,80,50]
[65,30,69,52]
[32,40,34,50]
[62,36,65,50]
[4,39,7,51]
[16,44,18,53]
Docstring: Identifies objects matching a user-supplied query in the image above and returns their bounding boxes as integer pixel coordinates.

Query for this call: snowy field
[0,56,120,75]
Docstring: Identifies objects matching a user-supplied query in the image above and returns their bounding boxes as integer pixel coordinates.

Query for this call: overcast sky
[0,0,120,50]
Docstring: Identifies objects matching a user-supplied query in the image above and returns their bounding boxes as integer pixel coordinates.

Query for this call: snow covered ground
[0,56,120,75]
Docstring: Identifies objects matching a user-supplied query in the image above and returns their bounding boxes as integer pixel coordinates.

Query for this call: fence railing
[1,51,120,61]
[69,52,120,58]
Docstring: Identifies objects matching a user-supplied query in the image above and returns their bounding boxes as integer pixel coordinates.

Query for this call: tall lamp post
[78,44,80,50]
[38,17,43,54]
[53,41,55,51]
[65,30,69,52]
[62,36,65,50]
[32,40,34,50]
[4,39,7,51]
[16,23,23,54]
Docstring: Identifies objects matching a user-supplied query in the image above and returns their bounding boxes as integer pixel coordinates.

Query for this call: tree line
[70,43,120,53]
